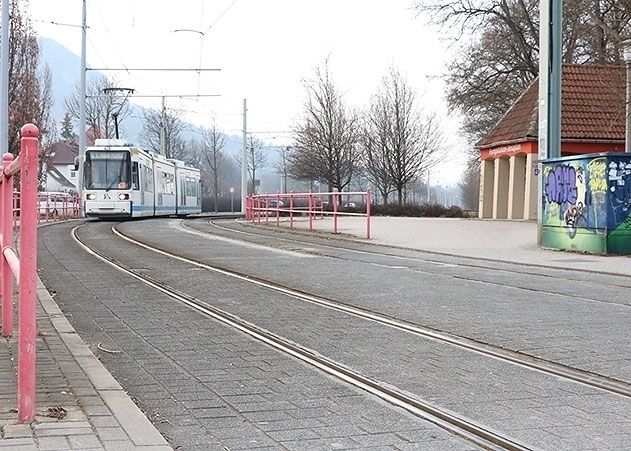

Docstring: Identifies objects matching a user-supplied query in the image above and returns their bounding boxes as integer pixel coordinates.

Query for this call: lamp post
[622,39,631,153]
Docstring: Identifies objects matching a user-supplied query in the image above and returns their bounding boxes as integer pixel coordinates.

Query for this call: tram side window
[184,176,198,197]
[143,166,154,193]
[131,162,139,190]
[167,173,175,194]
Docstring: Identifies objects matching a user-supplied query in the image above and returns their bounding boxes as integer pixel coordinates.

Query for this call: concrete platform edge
[36,278,172,449]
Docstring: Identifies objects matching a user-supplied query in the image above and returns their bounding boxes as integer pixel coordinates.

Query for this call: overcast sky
[29,0,468,185]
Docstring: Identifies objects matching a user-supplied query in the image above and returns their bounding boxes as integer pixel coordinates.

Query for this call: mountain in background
[38,38,243,154]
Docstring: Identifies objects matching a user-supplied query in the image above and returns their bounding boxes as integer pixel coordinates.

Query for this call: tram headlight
[86,193,96,200]
[118,193,129,200]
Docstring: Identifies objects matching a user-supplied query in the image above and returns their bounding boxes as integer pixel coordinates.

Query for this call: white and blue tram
[83,139,201,219]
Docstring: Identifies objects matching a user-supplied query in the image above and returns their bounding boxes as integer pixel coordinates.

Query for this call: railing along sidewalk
[38,192,81,222]
[0,124,40,423]
[246,189,372,239]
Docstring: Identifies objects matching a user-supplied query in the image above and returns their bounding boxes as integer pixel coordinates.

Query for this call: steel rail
[114,220,631,399]
[207,219,631,302]
[214,217,631,283]
[71,224,530,451]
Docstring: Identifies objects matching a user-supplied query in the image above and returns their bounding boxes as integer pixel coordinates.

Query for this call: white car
[38,192,74,216]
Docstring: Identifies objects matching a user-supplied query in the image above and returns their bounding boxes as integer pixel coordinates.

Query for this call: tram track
[71,223,531,451]
[108,220,631,400]
[205,218,631,297]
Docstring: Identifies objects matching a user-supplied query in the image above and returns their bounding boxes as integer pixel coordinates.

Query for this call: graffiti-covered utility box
[541,153,631,255]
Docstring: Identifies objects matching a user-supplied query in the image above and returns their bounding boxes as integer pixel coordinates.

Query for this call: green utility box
[541,153,631,254]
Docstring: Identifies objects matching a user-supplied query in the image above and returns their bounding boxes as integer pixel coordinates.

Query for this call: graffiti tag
[545,164,577,204]
[587,158,607,193]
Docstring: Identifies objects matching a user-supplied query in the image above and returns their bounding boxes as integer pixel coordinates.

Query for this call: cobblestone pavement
[51,220,631,449]
[33,218,631,449]
[102,219,630,449]
[151,218,631,383]
[0,280,171,450]
[37,221,473,450]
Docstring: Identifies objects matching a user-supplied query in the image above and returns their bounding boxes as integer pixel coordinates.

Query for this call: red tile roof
[477,64,626,149]
[46,141,78,165]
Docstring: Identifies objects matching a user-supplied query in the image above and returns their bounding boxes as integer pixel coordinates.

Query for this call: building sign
[481,143,526,160]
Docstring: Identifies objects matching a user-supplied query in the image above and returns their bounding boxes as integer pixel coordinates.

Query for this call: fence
[246,190,372,239]
[0,124,40,423]
[38,192,80,222]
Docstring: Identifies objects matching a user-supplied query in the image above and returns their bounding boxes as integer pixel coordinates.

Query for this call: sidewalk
[0,278,171,450]
[256,216,631,276]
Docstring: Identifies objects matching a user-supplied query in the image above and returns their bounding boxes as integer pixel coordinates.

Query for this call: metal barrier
[246,190,372,239]
[38,192,80,222]
[0,124,40,423]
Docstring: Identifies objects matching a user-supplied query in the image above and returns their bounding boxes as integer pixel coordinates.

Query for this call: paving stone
[67,433,103,449]
[2,423,33,438]
[36,435,72,450]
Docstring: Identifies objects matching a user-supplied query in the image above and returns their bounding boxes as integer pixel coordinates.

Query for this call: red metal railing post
[1,153,14,337]
[17,124,39,423]
[366,188,371,240]
[265,193,269,224]
[289,193,294,229]
[333,189,338,234]
[308,191,313,231]
[276,193,280,226]
[13,189,18,229]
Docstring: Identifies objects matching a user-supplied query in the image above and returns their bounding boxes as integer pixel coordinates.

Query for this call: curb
[36,277,172,449]
[235,219,631,278]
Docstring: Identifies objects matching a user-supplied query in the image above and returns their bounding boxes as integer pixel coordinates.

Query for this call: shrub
[370,203,465,218]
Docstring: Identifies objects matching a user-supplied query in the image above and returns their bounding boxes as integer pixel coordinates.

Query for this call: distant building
[477,64,625,220]
[43,140,79,193]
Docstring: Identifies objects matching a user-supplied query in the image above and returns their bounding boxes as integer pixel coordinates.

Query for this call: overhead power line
[86,68,221,72]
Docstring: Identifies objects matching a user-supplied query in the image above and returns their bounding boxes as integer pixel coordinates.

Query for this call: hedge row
[369,203,465,218]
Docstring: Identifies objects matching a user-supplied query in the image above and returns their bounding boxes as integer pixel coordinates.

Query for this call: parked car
[267,199,284,208]
[38,192,74,217]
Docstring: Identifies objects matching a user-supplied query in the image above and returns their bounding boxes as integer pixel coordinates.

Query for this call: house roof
[47,141,78,165]
[477,64,626,148]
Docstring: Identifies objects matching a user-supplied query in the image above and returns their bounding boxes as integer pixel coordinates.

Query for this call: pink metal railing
[246,189,372,239]
[37,192,80,222]
[0,124,40,423]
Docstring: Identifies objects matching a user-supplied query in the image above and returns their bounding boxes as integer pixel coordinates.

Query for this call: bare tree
[365,68,444,205]
[235,135,267,194]
[65,76,131,141]
[290,60,361,193]
[414,0,631,143]
[275,146,292,194]
[202,122,226,212]
[459,158,480,211]
[141,106,185,158]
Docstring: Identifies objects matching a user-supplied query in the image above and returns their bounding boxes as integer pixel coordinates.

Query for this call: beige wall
[492,157,510,219]
[479,159,494,219]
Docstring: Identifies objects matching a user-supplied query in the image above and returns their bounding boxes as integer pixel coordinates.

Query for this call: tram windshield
[84,150,131,190]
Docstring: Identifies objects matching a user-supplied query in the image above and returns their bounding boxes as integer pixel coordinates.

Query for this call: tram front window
[84,151,131,190]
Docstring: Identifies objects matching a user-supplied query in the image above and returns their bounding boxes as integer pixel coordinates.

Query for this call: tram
[82,139,201,219]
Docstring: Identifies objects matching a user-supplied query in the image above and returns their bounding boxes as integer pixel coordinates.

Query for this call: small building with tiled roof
[478,64,626,220]
[43,140,79,193]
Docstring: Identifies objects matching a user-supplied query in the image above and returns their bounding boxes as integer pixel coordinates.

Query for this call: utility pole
[241,99,247,214]
[623,40,631,153]
[78,0,87,202]
[0,0,9,156]
[538,0,562,242]
[160,96,166,156]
